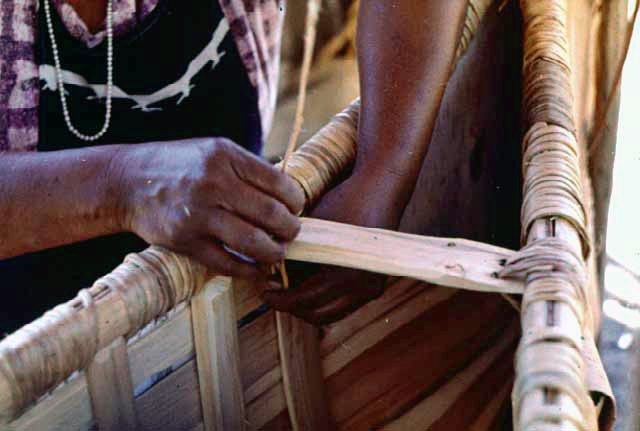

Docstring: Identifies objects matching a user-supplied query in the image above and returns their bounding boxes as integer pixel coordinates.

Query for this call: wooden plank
[8,376,93,431]
[381,327,516,430]
[233,279,264,320]
[322,286,457,377]
[468,380,513,431]
[244,367,282,406]
[276,313,331,430]
[240,282,451,407]
[135,360,203,431]
[287,218,522,294]
[245,381,287,431]
[85,337,138,431]
[239,311,279,395]
[191,277,246,431]
[320,278,426,354]
[327,292,514,427]
[8,306,194,431]
[127,304,194,391]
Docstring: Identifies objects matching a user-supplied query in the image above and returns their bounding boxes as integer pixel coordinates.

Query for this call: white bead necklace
[43,0,114,142]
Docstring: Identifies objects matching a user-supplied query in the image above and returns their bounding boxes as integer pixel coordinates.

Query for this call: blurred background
[599,4,640,430]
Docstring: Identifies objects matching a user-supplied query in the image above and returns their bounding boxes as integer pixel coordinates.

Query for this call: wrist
[104,144,135,233]
[312,172,404,230]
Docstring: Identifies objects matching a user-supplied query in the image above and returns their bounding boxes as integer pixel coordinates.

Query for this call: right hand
[111,137,305,280]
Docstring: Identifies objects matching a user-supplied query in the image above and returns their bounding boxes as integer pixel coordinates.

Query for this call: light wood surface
[86,337,138,431]
[276,313,331,430]
[287,218,522,294]
[191,278,245,431]
[135,360,202,431]
[7,376,92,431]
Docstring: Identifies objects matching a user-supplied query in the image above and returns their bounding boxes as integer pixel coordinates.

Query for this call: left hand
[260,173,400,325]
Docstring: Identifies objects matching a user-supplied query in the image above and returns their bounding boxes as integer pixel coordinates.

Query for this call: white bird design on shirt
[39,18,229,112]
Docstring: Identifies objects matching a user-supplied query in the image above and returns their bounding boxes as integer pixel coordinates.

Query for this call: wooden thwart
[287,218,523,294]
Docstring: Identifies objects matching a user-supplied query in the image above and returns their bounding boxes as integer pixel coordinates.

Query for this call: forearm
[0,146,125,258]
[353,0,468,222]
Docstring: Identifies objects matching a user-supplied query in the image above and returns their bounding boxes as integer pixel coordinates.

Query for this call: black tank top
[1,0,262,333]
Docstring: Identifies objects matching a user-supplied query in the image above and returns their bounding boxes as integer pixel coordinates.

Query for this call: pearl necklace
[43,0,114,142]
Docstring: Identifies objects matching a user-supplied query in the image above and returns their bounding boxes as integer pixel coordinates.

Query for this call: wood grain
[85,337,138,431]
[381,326,516,430]
[326,293,515,428]
[276,313,331,430]
[128,304,194,391]
[191,277,246,431]
[7,376,93,431]
[135,360,202,431]
[287,218,522,294]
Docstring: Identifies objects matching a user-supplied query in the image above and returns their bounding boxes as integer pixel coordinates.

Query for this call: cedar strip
[422,341,516,430]
[245,367,282,406]
[322,286,458,378]
[242,281,432,405]
[86,337,138,431]
[260,409,292,431]
[327,292,516,427]
[241,283,454,407]
[320,278,427,354]
[8,376,93,431]
[468,380,514,431]
[378,325,516,430]
[276,314,331,430]
[135,360,202,431]
[288,218,522,294]
[127,304,194,390]
[191,278,245,431]
[245,381,287,431]
[239,311,279,393]
[234,279,264,320]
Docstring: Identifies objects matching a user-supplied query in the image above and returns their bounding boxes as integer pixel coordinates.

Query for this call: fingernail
[265,280,284,290]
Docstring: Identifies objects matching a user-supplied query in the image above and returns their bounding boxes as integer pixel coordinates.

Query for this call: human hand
[111,137,304,279]
[261,174,397,325]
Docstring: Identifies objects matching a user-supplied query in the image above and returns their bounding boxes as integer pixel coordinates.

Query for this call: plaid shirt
[0,0,284,151]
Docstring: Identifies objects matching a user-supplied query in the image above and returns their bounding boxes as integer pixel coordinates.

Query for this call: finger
[261,266,356,311]
[208,208,285,265]
[261,282,342,312]
[301,294,366,326]
[231,149,305,214]
[186,238,269,280]
[229,185,301,242]
[295,272,387,325]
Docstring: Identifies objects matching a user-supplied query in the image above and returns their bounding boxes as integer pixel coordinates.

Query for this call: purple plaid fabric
[0,0,284,151]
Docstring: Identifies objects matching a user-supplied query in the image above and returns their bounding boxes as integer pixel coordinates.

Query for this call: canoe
[0,0,628,429]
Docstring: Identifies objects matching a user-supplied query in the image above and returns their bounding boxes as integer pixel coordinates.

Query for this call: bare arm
[263,0,470,324]
[0,138,304,279]
[349,0,469,227]
[0,146,123,258]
